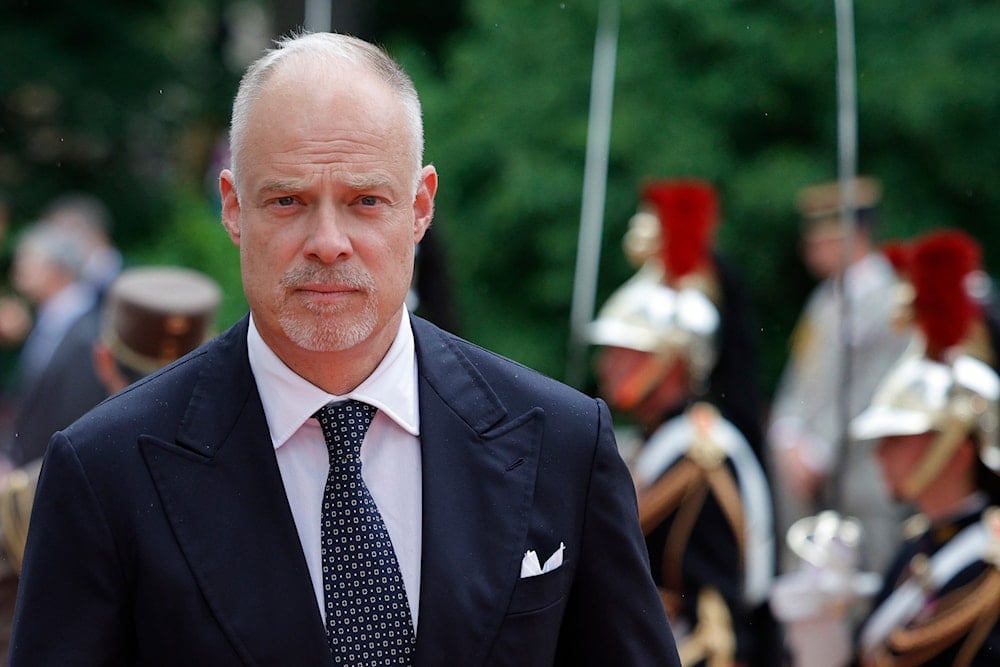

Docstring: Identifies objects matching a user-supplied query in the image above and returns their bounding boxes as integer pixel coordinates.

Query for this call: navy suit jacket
[10,315,678,666]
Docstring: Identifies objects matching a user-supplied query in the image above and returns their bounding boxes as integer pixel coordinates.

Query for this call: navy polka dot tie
[314,400,416,665]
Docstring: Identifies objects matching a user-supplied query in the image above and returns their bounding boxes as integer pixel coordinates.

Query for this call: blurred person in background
[589,179,780,666]
[0,264,222,659]
[847,229,1000,666]
[0,193,123,472]
[39,193,123,302]
[767,177,911,577]
[0,220,103,471]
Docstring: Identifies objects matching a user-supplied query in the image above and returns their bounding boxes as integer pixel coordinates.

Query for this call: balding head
[228,32,424,197]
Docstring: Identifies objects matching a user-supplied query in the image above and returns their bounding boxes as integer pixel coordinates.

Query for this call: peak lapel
[410,317,544,665]
[140,319,331,665]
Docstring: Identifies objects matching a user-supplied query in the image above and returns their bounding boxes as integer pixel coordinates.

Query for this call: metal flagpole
[565,0,621,388]
[827,0,859,510]
[304,0,332,32]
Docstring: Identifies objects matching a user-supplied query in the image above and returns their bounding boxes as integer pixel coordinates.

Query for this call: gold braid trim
[705,465,747,560]
[637,441,749,634]
[955,581,1000,667]
[662,460,747,594]
[664,478,710,594]
[638,458,702,535]
[677,587,737,667]
[884,567,1000,665]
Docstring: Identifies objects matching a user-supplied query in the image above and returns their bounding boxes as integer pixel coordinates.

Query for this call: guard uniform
[848,230,1000,667]
[858,505,1000,666]
[768,177,911,576]
[589,179,779,666]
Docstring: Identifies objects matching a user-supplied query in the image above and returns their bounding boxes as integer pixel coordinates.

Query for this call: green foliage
[126,187,247,332]
[0,0,240,246]
[398,0,1000,400]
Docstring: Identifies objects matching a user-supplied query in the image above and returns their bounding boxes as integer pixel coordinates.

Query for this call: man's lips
[294,284,361,304]
[296,283,356,294]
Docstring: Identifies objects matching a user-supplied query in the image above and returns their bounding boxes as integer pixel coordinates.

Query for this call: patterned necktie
[314,400,416,665]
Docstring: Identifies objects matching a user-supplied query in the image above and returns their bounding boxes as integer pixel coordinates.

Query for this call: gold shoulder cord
[677,587,736,667]
[880,567,1000,667]
[635,404,744,666]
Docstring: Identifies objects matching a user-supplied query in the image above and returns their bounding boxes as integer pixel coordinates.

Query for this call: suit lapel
[411,318,544,665]
[139,319,331,666]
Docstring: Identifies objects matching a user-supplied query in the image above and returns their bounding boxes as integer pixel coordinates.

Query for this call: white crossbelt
[859,520,987,651]
[634,410,775,605]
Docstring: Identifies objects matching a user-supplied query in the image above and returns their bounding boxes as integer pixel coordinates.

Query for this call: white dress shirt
[247,309,423,629]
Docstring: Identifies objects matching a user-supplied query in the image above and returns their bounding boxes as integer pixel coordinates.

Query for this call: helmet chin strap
[612,354,673,411]
[900,419,970,501]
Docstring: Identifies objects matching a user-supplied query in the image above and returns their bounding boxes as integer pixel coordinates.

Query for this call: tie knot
[314,400,377,462]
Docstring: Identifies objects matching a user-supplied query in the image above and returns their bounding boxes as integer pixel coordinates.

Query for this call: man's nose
[304,204,353,263]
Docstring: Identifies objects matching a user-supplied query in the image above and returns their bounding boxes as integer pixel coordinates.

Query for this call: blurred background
[1,0,998,404]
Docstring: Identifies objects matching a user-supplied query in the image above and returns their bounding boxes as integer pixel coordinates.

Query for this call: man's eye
[276,196,296,207]
[359,196,380,206]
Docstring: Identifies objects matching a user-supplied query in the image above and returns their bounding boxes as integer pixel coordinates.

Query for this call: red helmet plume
[641,179,719,281]
[910,230,982,360]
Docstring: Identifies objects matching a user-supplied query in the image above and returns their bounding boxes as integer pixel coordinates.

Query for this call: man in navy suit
[9,32,679,666]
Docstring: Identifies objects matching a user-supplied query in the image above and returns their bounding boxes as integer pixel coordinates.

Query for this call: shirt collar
[247,307,420,450]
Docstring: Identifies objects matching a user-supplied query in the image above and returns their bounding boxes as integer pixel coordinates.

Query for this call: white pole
[565,0,620,388]
[830,0,858,508]
[304,0,332,33]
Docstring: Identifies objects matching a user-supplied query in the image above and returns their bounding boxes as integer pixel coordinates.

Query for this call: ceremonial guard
[848,230,1000,666]
[767,177,911,576]
[589,179,778,666]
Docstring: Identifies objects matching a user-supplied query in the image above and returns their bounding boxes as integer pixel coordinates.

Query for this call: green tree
[0,0,241,248]
[396,0,1000,401]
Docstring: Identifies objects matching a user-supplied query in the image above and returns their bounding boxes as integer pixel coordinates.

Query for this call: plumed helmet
[850,346,1000,467]
[589,179,723,386]
[625,179,719,287]
[850,229,1000,496]
[587,265,720,385]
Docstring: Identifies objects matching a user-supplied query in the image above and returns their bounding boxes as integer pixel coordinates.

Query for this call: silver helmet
[850,341,1000,498]
[586,264,720,388]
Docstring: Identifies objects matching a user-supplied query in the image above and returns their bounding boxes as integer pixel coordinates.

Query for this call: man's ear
[413,165,438,244]
[219,169,242,245]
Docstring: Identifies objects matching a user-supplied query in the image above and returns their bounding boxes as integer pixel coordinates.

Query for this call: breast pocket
[486,562,574,666]
[506,558,572,615]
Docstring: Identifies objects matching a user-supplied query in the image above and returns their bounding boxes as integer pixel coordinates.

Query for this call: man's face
[596,346,689,429]
[219,60,436,369]
[801,225,846,280]
[12,245,60,305]
[875,432,933,500]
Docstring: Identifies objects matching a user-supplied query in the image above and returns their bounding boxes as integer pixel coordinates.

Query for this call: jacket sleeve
[554,399,681,666]
[9,432,133,665]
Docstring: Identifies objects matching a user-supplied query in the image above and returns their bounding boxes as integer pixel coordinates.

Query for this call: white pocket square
[520,542,565,578]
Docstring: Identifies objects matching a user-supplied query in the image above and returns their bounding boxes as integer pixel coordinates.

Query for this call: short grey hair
[228,32,425,195]
[16,221,89,279]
